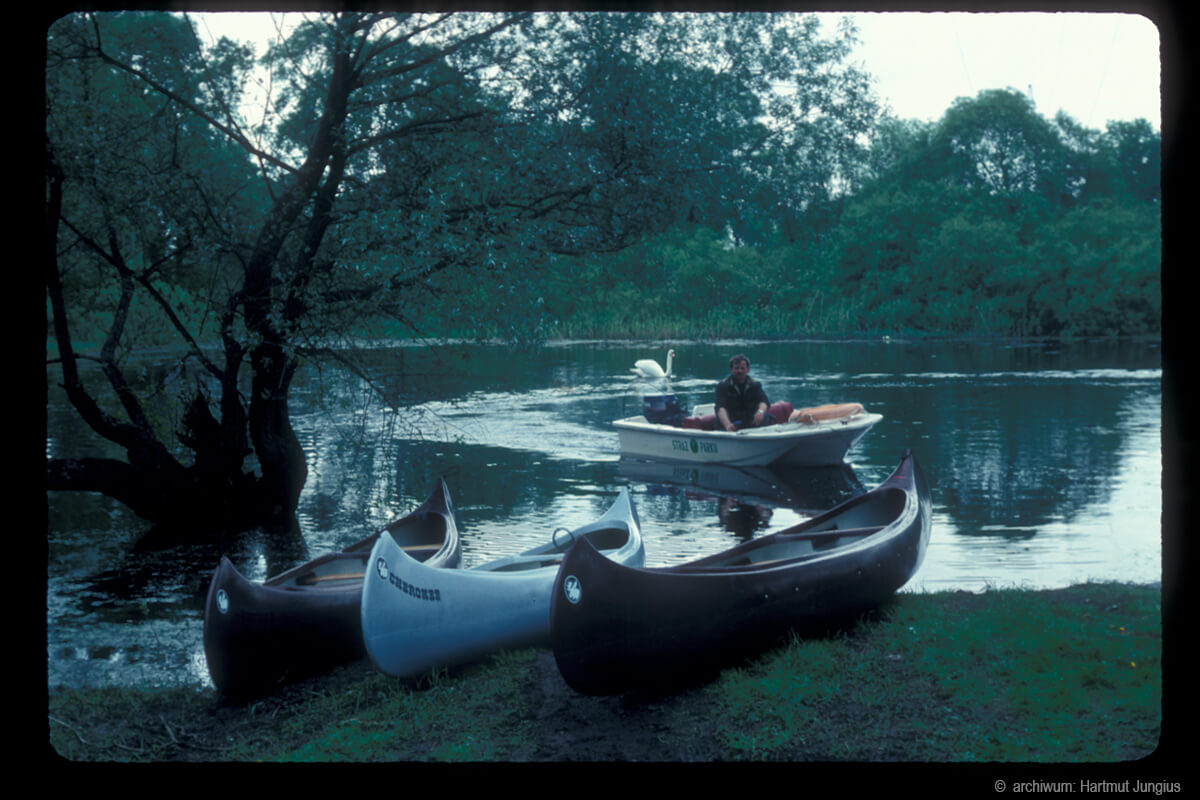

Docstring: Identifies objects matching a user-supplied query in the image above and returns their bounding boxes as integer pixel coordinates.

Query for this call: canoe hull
[613,412,881,467]
[550,452,931,695]
[362,488,644,679]
[203,479,461,698]
[202,555,368,698]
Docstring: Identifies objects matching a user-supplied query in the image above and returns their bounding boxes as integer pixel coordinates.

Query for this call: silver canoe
[361,487,645,678]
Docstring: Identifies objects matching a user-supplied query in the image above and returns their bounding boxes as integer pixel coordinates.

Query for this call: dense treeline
[436,90,1161,340]
[45,11,1159,533]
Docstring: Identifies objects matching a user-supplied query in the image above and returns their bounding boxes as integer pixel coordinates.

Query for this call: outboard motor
[642,394,685,426]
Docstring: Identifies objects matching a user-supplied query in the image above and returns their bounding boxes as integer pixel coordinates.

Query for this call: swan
[631,349,675,379]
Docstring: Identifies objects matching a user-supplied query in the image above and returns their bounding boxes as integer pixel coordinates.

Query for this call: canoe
[549,451,931,695]
[203,478,461,698]
[613,401,881,467]
[361,487,644,679]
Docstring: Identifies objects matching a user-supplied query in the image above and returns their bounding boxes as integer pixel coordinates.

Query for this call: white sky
[846,11,1161,130]
[192,10,1161,132]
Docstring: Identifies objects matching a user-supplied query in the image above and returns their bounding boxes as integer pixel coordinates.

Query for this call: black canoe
[549,451,931,695]
[203,478,462,698]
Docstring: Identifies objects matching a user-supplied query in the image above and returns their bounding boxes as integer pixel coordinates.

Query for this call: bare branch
[347,110,490,155]
[83,17,299,177]
[57,214,226,381]
[359,12,531,86]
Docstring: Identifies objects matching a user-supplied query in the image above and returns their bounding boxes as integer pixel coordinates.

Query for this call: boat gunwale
[666,526,896,575]
[254,478,458,590]
[377,487,641,580]
[612,412,883,440]
[208,477,458,600]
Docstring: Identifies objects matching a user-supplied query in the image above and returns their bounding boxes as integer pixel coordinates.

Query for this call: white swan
[631,349,675,379]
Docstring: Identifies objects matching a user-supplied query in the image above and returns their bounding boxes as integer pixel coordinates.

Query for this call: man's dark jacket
[714,375,769,425]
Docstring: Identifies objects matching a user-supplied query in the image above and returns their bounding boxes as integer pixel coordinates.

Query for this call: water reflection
[716,497,774,540]
[46,338,1162,690]
[878,372,1154,538]
[619,459,860,505]
[618,458,865,540]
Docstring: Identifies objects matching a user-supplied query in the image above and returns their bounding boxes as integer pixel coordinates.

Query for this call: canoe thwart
[779,524,886,541]
[294,571,366,585]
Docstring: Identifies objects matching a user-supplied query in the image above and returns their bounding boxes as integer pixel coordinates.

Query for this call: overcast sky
[192,10,1162,132]
[846,11,1160,130]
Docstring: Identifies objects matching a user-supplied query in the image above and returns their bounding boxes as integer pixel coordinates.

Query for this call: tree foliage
[46,11,880,534]
[45,13,1158,536]
[530,88,1159,341]
[825,89,1161,336]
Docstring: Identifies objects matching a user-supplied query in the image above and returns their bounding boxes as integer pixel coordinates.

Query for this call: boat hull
[550,452,931,695]
[203,479,461,698]
[361,488,644,679]
[613,413,882,466]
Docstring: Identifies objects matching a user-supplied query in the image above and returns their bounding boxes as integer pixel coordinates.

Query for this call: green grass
[47,583,1163,763]
[706,583,1162,761]
[239,650,539,762]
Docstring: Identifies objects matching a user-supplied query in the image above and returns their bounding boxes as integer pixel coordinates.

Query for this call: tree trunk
[248,338,308,532]
[46,141,293,538]
[45,15,357,539]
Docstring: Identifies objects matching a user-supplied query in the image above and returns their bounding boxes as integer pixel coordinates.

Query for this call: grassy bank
[47,582,1164,764]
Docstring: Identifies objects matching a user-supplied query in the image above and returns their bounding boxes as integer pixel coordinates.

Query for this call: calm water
[46,338,1163,690]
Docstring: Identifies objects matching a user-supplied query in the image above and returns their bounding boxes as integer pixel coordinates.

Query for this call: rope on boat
[552,526,575,551]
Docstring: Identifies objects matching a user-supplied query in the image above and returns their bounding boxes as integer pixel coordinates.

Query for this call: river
[46,337,1163,690]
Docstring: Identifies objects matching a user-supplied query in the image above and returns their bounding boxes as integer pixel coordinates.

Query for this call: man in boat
[715,354,772,432]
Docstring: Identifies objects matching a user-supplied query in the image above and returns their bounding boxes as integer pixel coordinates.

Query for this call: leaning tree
[46,11,879,537]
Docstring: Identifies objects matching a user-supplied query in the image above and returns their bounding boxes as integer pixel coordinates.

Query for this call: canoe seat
[681,400,794,430]
[779,525,886,542]
[295,571,365,586]
[490,557,564,572]
[672,525,887,573]
[290,543,442,585]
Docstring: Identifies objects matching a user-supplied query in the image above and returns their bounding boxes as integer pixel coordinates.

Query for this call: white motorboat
[613,402,882,467]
